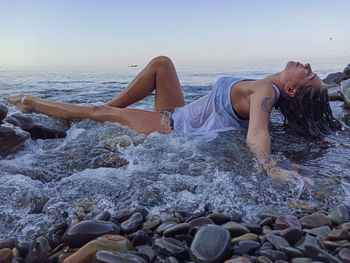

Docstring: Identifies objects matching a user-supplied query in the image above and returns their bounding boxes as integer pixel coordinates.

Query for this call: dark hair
[275,84,342,138]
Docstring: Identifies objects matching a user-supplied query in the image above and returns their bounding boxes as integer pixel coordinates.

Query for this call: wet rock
[153,237,187,259]
[0,104,8,123]
[303,226,331,238]
[142,215,162,230]
[241,223,261,234]
[326,228,350,240]
[93,155,129,168]
[280,227,302,245]
[261,225,272,235]
[274,215,301,230]
[256,249,288,261]
[259,217,274,227]
[266,234,290,250]
[16,241,32,257]
[63,235,133,263]
[188,217,214,228]
[344,63,350,77]
[256,256,273,263]
[156,222,178,235]
[121,212,144,234]
[258,207,288,220]
[25,236,49,263]
[207,213,230,225]
[94,250,147,263]
[163,223,191,237]
[5,113,67,139]
[224,256,252,263]
[0,248,13,263]
[190,224,230,263]
[231,233,258,244]
[290,258,312,263]
[63,220,120,248]
[131,230,152,247]
[328,204,350,225]
[221,222,250,237]
[165,256,179,263]
[136,245,157,262]
[337,248,350,263]
[0,125,30,153]
[0,238,16,250]
[232,241,260,255]
[93,211,111,221]
[299,213,332,229]
[280,247,304,258]
[323,72,348,87]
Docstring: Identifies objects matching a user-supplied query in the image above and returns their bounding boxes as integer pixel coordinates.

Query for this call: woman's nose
[303,63,310,69]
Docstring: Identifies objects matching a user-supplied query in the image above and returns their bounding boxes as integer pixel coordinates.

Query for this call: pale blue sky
[0,0,349,67]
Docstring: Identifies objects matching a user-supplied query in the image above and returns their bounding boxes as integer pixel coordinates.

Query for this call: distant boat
[128,64,138,67]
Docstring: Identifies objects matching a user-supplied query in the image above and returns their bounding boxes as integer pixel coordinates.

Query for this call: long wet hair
[275,84,342,138]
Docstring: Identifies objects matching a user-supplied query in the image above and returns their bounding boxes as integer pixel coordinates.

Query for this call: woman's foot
[4,94,33,113]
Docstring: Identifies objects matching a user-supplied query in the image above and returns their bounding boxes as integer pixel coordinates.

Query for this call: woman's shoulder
[251,80,279,96]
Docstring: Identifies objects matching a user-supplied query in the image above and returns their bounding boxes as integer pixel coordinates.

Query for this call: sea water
[0,62,349,240]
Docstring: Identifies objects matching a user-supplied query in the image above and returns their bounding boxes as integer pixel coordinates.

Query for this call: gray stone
[0,125,30,153]
[142,215,161,230]
[121,212,144,234]
[256,256,273,263]
[328,204,350,225]
[165,256,179,263]
[25,236,49,263]
[291,258,312,263]
[241,223,262,234]
[188,217,214,228]
[257,249,288,261]
[93,211,111,221]
[190,224,230,263]
[299,213,332,229]
[303,226,331,238]
[344,63,350,77]
[5,113,67,140]
[0,238,16,250]
[221,222,250,237]
[274,215,301,230]
[0,104,8,123]
[156,222,177,235]
[280,227,302,245]
[337,248,350,263]
[323,72,348,87]
[207,213,230,225]
[266,234,290,250]
[163,223,191,237]
[153,237,187,259]
[94,251,147,263]
[63,220,120,248]
[232,240,260,255]
[281,247,304,258]
[136,245,157,262]
[131,230,151,247]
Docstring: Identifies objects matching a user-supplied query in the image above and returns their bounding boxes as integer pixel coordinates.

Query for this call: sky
[0,0,349,67]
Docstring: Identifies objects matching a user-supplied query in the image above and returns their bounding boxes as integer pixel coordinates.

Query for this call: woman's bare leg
[4,95,171,134]
[106,56,185,111]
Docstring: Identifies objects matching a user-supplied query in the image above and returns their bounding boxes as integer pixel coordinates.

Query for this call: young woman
[4,56,341,181]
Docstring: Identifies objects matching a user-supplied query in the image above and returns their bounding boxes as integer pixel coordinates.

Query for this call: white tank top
[171,77,280,140]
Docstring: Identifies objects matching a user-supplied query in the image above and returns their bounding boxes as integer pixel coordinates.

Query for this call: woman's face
[283,61,322,90]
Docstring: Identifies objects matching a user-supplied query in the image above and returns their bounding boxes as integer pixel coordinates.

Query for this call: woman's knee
[149,56,174,69]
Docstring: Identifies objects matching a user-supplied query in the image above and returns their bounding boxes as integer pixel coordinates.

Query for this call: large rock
[323,72,348,87]
[344,63,350,77]
[63,220,120,248]
[190,224,231,263]
[0,104,8,123]
[0,125,30,153]
[5,113,67,139]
